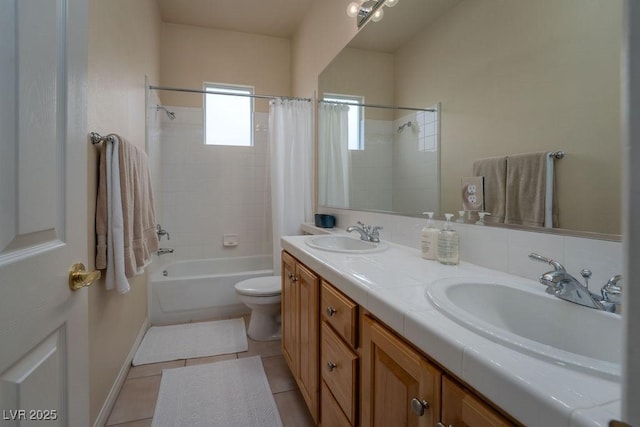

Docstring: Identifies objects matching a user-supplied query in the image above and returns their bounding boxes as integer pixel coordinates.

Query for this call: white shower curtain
[269,98,313,274]
[318,102,350,208]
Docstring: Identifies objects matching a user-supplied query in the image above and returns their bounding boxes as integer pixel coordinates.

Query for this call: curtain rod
[319,99,435,112]
[148,85,311,102]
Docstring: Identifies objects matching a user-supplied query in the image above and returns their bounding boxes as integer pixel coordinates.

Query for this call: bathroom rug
[132,318,248,365]
[151,356,282,427]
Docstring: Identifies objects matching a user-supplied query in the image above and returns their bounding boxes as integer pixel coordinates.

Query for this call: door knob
[69,263,101,291]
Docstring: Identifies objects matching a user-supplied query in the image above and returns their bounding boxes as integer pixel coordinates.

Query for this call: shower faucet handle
[156,224,170,240]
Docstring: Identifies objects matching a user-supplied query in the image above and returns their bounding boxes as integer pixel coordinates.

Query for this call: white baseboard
[93,317,150,427]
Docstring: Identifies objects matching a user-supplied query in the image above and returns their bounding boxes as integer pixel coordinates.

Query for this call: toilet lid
[235,276,281,297]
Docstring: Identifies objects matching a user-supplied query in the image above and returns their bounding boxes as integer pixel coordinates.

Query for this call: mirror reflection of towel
[504,152,548,227]
[472,156,507,223]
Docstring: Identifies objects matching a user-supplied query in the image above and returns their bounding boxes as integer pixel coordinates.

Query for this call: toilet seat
[234,276,281,297]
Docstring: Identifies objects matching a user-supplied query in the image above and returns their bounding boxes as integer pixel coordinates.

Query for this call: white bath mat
[151,356,282,427]
[133,318,248,366]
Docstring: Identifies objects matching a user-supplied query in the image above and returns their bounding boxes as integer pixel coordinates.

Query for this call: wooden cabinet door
[281,251,298,376]
[442,376,514,427]
[297,262,320,423]
[361,315,441,427]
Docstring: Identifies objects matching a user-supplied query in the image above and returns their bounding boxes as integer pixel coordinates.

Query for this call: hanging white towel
[111,137,130,293]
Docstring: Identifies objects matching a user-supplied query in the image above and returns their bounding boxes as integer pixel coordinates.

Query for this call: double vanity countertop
[281,226,622,427]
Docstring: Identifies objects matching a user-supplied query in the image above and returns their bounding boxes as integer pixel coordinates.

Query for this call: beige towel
[504,152,547,227]
[96,135,159,280]
[472,156,507,223]
[96,143,108,269]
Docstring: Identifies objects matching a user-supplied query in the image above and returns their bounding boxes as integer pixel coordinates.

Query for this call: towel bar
[90,132,116,145]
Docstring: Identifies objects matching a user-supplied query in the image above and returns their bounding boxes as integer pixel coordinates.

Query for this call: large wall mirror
[318,0,623,236]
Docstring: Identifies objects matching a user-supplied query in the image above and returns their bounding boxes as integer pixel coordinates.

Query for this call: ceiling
[157,0,316,38]
[157,0,462,52]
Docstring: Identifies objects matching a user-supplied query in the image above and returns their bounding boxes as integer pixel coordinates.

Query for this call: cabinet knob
[410,397,429,416]
[327,361,337,372]
[326,306,337,316]
[435,423,453,427]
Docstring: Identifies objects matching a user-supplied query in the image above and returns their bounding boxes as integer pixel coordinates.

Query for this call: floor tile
[106,376,162,426]
[127,360,185,380]
[185,353,237,366]
[274,389,315,427]
[108,418,152,427]
[238,338,282,359]
[262,355,297,393]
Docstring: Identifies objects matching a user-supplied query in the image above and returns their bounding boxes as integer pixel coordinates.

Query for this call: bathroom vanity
[280,234,621,427]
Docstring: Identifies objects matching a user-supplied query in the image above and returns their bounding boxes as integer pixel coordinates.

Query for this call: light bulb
[385,0,399,7]
[346,2,360,18]
[371,8,384,22]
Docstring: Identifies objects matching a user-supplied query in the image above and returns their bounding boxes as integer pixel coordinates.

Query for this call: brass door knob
[69,263,101,291]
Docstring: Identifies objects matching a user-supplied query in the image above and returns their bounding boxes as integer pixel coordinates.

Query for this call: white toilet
[234,276,282,341]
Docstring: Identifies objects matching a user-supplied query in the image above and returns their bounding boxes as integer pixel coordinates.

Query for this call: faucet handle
[156,224,170,240]
[370,226,383,241]
[580,269,592,290]
[528,252,565,272]
[601,274,622,304]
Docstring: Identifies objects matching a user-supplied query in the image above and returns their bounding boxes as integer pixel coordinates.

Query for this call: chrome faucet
[156,224,170,240]
[529,253,622,313]
[346,221,383,243]
[157,248,174,256]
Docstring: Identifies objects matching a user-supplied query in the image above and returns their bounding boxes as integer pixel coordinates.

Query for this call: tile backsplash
[319,208,623,288]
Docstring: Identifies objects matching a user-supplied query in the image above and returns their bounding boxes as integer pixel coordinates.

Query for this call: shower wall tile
[157,108,272,262]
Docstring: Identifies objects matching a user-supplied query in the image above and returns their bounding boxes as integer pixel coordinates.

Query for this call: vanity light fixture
[346,0,398,27]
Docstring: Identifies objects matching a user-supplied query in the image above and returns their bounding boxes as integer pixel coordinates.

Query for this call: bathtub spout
[157,248,174,255]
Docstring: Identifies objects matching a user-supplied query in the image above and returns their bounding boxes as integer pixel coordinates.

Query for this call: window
[324,94,364,150]
[204,83,254,146]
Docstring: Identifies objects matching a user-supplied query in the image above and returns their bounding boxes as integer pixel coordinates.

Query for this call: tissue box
[314,214,335,228]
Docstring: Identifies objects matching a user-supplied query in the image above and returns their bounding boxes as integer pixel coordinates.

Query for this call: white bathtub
[149,255,273,325]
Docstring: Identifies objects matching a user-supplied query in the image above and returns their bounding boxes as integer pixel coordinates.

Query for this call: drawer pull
[327,361,337,372]
[410,398,429,416]
[326,306,337,316]
[435,423,452,427]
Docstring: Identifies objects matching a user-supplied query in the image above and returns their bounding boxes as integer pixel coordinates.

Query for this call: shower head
[397,121,412,133]
[156,104,175,120]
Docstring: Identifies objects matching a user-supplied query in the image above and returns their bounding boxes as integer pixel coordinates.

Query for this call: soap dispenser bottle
[438,213,459,265]
[421,212,439,260]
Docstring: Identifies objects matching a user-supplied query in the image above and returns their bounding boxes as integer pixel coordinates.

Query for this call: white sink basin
[426,279,622,379]
[305,235,387,253]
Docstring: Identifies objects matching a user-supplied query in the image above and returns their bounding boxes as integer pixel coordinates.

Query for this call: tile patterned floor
[105,316,315,426]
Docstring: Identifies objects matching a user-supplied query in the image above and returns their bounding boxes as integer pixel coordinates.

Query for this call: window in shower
[323,93,364,151]
[204,83,254,146]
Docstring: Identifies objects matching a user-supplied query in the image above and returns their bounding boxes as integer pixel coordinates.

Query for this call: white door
[0,0,90,425]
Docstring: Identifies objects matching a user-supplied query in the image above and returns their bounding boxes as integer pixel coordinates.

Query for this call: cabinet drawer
[321,322,358,425]
[442,376,514,427]
[321,381,351,427]
[321,281,358,347]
